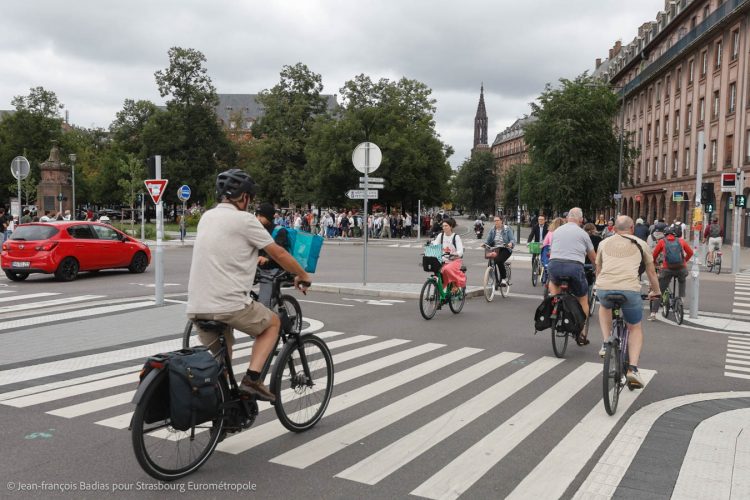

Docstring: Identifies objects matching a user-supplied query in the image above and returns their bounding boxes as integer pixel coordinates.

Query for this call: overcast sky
[0,0,660,167]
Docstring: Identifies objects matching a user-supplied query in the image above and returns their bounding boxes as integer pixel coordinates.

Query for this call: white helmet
[99,215,111,223]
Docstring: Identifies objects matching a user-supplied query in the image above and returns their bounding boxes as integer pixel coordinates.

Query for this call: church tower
[472,84,489,153]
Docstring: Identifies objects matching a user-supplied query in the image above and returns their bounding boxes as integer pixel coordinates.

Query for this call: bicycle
[705,247,722,274]
[602,293,651,415]
[660,274,685,325]
[131,271,333,481]
[580,264,598,340]
[548,276,590,358]
[482,243,512,302]
[419,252,466,320]
[529,242,542,287]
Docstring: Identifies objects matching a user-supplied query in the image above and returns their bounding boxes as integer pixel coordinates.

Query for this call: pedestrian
[404,212,412,238]
[20,209,32,224]
[634,217,649,241]
[601,219,616,239]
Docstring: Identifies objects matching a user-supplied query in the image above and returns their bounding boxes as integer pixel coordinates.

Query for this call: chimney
[65,110,69,124]
[596,58,602,69]
[609,48,614,59]
[614,40,622,57]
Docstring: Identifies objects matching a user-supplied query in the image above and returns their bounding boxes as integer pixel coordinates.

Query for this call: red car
[1,221,151,282]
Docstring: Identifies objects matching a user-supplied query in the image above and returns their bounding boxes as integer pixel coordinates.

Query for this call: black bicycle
[660,274,685,325]
[482,243,512,301]
[548,276,592,358]
[131,271,333,481]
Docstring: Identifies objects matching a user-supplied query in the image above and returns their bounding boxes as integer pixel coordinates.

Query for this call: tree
[154,47,218,108]
[453,151,496,214]
[11,86,64,118]
[523,73,637,214]
[118,153,145,232]
[110,99,160,155]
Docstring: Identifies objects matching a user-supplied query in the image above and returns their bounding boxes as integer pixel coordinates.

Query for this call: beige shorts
[188,300,275,351]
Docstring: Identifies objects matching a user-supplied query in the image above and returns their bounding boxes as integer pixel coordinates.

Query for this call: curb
[312,284,485,300]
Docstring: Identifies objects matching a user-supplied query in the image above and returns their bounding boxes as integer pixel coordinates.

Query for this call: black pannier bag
[138,353,171,424]
[534,296,554,331]
[167,347,221,431]
[556,295,586,334]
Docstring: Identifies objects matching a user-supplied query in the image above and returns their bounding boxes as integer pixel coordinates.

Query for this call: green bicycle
[419,253,466,320]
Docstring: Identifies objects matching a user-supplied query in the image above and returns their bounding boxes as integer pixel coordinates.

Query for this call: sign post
[731,170,743,273]
[177,185,191,243]
[144,160,167,306]
[352,142,382,285]
[691,132,706,319]
[10,156,30,218]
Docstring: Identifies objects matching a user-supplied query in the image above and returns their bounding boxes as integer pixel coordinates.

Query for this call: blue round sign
[178,185,191,201]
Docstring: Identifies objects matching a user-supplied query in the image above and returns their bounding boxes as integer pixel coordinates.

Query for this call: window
[691,16,697,29]
[229,121,236,129]
[67,225,96,239]
[746,130,750,162]
[713,90,720,119]
[701,50,708,77]
[703,6,709,20]
[666,74,671,97]
[715,40,722,69]
[711,139,718,167]
[654,157,659,178]
[638,127,643,147]
[676,67,682,90]
[664,116,669,137]
[646,159,651,180]
[673,154,679,175]
[647,124,652,145]
[92,225,122,241]
[688,59,695,83]
[675,110,680,133]
[663,154,667,175]
[685,147,691,174]
[656,119,660,140]
[699,97,706,123]
[656,81,661,103]
[647,87,653,107]
[729,82,737,113]
[726,134,734,166]
[732,30,740,60]
[687,104,693,128]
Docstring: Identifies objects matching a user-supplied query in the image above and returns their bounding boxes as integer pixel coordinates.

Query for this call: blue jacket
[485,225,516,250]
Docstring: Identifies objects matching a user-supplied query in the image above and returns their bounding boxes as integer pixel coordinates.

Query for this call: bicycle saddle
[460,265,467,272]
[605,293,627,305]
[194,320,229,333]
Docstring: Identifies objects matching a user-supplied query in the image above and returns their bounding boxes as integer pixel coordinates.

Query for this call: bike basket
[484,248,498,259]
[423,244,444,260]
[422,255,443,273]
[528,242,541,255]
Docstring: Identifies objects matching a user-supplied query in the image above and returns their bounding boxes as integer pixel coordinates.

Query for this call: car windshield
[10,225,59,241]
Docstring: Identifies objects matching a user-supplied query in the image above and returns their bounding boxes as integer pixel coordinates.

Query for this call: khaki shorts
[708,236,722,251]
[188,300,275,351]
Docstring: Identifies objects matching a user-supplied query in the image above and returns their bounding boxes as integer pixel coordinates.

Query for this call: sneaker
[626,370,644,389]
[239,375,276,402]
[647,312,657,321]
[598,344,606,358]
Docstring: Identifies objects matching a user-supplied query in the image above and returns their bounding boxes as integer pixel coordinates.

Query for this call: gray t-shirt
[550,222,594,264]
[187,204,274,314]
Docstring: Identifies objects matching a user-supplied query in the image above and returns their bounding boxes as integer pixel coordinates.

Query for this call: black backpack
[167,347,221,431]
[556,295,587,334]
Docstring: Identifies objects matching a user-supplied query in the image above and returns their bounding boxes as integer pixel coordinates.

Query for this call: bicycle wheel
[661,290,671,319]
[449,287,465,314]
[704,252,712,270]
[551,323,568,358]
[482,266,496,302]
[500,264,511,298]
[419,279,439,319]
[273,334,334,432]
[131,370,226,481]
[714,255,722,274]
[182,320,194,349]
[602,341,620,416]
[674,297,684,325]
[278,294,302,336]
[531,257,539,287]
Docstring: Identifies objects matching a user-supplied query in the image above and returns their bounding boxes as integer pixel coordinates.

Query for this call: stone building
[490,116,537,211]
[37,142,72,215]
[599,0,750,247]
[472,84,490,154]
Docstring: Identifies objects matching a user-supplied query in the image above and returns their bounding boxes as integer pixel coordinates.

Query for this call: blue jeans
[597,290,644,324]
[548,260,588,297]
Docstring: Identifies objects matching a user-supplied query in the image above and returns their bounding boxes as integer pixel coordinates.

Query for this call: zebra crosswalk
[0,328,655,498]
[725,334,750,380]
[734,271,750,319]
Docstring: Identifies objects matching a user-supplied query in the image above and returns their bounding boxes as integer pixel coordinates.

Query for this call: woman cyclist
[431,218,466,291]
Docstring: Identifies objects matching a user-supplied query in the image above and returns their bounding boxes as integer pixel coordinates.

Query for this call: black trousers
[493,248,512,280]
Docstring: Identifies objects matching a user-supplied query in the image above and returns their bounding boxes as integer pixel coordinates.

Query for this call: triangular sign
[144,179,169,204]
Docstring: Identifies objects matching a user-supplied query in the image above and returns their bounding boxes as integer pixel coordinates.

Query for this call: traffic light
[701,182,714,205]
[737,194,747,208]
[705,202,714,213]
[146,156,156,178]
[135,193,143,204]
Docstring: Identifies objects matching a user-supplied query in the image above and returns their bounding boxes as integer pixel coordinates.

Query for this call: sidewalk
[313,282,484,299]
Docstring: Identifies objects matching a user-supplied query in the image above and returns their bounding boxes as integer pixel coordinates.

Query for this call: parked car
[1,221,151,282]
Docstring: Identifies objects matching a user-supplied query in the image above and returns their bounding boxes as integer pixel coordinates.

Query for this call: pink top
[542,231,554,247]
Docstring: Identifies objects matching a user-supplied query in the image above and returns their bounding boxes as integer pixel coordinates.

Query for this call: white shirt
[431,232,464,257]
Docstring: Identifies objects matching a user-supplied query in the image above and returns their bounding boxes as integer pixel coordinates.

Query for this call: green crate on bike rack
[528,242,541,255]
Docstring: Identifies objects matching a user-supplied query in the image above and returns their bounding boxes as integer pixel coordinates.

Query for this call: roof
[491,116,537,146]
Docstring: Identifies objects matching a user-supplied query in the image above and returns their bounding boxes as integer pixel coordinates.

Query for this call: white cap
[636,218,644,224]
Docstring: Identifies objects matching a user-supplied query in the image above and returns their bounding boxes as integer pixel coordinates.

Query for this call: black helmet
[664,227,676,236]
[216,169,256,199]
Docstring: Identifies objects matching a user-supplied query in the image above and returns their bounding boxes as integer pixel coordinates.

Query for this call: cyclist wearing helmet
[187,169,311,402]
[648,225,692,320]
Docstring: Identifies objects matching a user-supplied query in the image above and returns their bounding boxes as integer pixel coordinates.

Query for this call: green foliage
[11,86,64,118]
[184,211,201,227]
[523,73,637,214]
[154,47,218,108]
[109,99,159,155]
[453,151,496,213]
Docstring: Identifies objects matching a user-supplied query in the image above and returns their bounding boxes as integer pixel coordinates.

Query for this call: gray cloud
[0,0,658,165]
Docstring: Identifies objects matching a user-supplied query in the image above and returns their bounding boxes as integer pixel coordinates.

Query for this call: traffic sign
[721,172,737,192]
[359,176,384,183]
[10,156,30,180]
[177,184,191,202]
[613,193,622,200]
[352,142,382,174]
[144,179,169,204]
[346,189,378,199]
[359,183,384,189]
[672,191,688,202]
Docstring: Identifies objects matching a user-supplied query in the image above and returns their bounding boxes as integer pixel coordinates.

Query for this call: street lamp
[68,153,76,220]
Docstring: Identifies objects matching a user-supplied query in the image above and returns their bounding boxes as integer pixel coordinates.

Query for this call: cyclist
[595,216,660,389]
[186,169,311,403]
[547,208,597,345]
[648,226,693,320]
[703,216,723,266]
[485,215,515,288]
[432,218,466,291]
[255,201,292,308]
[527,214,548,244]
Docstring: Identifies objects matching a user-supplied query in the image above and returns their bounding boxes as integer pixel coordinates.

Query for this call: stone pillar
[37,142,72,217]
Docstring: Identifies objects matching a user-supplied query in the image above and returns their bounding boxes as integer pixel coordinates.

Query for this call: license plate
[11,261,30,268]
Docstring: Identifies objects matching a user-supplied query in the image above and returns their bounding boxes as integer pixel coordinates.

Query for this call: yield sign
[144,179,168,204]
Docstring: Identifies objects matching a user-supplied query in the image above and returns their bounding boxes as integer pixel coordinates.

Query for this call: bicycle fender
[269,341,297,397]
[131,367,163,405]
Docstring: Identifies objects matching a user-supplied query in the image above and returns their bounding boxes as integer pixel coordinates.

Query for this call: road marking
[48,391,134,418]
[671,408,750,499]
[0,295,105,314]
[4,372,140,408]
[410,362,601,500]
[0,300,155,333]
[0,292,59,303]
[727,353,750,361]
[336,356,562,485]
[298,299,354,307]
[725,371,750,380]
[269,351,521,468]
[341,298,406,306]
[219,347,481,455]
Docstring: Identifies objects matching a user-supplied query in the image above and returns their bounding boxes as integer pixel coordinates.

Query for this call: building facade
[600,0,750,247]
[491,116,536,211]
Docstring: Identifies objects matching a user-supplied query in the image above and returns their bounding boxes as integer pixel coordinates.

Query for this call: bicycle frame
[428,272,451,302]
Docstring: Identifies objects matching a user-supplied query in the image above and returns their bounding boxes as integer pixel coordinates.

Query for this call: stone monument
[37,141,72,215]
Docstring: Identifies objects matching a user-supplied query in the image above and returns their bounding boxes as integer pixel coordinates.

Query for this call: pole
[516,166,521,243]
[16,163,21,221]
[70,157,76,220]
[690,131,705,319]
[732,168,743,273]
[155,155,164,306]
[617,90,625,215]
[140,194,145,241]
[363,145,369,286]
[417,199,421,240]
[181,201,186,244]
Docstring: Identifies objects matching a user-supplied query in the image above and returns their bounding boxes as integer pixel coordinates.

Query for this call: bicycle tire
[715,256,722,274]
[500,264,511,298]
[674,298,684,325]
[506,263,512,285]
[661,290,671,319]
[419,279,439,320]
[704,252,712,270]
[602,341,620,416]
[531,258,539,287]
[131,369,226,481]
[273,334,334,432]
[483,266,496,302]
[551,323,568,358]
[278,294,303,336]
[182,320,194,349]
[449,287,466,314]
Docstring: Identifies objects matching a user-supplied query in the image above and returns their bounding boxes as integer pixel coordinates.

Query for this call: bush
[185,212,201,227]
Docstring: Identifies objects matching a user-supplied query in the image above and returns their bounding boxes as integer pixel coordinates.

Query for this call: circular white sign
[10,156,30,180]
[352,142,382,174]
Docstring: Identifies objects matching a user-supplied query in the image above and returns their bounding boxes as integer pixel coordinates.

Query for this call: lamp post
[68,153,76,220]
[517,164,522,242]
[616,87,625,216]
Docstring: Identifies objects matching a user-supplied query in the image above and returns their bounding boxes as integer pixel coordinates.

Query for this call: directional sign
[352,142,382,174]
[144,179,169,204]
[10,156,30,180]
[359,183,384,189]
[359,176,384,183]
[346,189,378,200]
[177,184,191,202]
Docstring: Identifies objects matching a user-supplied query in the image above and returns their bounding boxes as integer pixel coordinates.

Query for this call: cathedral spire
[473,83,488,149]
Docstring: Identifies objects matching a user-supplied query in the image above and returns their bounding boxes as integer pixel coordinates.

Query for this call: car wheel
[4,270,29,282]
[54,257,80,282]
[128,252,149,273]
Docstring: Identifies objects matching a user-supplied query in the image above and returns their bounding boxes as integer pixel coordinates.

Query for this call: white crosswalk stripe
[725,335,750,380]
[0,329,657,498]
[733,272,750,320]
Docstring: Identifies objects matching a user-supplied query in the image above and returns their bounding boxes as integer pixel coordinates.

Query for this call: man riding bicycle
[485,215,515,288]
[648,226,693,320]
[703,217,723,266]
[547,208,597,344]
[186,169,311,403]
[595,216,660,388]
